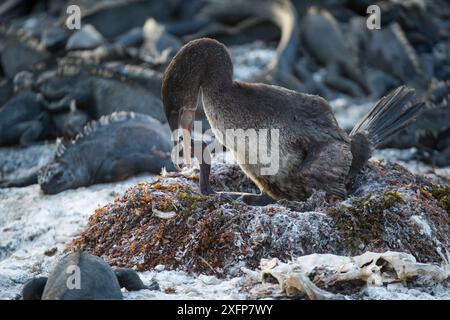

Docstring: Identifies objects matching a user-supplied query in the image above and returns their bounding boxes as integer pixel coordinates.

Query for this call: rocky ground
[1,151,448,299]
[0,41,449,300]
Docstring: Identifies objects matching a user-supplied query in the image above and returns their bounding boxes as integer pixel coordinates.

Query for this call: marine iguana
[38,112,174,194]
[181,16,280,46]
[0,22,49,78]
[0,90,50,146]
[0,71,51,146]
[58,0,178,39]
[60,42,169,71]
[0,71,89,147]
[378,0,442,53]
[162,38,424,204]
[383,80,450,167]
[0,78,14,106]
[365,22,427,91]
[0,0,35,20]
[22,251,158,300]
[301,7,370,97]
[38,62,166,122]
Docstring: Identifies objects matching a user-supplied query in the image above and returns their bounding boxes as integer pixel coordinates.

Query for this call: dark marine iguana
[0,90,50,146]
[365,22,427,91]
[0,0,35,19]
[0,22,50,78]
[22,251,159,300]
[301,6,370,97]
[377,0,442,53]
[55,0,179,40]
[38,62,166,122]
[37,112,174,194]
[61,43,158,67]
[0,71,89,147]
[0,78,14,106]
[383,80,450,167]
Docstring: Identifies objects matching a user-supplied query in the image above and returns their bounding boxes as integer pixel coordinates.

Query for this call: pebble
[66,25,105,50]
[154,264,165,272]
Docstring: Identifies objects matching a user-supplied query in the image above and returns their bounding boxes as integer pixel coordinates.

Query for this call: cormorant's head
[162,38,232,169]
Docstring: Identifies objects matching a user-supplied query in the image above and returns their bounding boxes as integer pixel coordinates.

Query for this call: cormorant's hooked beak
[170,106,196,170]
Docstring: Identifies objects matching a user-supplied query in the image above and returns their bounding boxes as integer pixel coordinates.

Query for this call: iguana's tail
[0,171,38,188]
[348,86,425,177]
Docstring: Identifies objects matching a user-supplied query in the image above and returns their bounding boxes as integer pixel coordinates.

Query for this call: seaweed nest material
[72,161,449,277]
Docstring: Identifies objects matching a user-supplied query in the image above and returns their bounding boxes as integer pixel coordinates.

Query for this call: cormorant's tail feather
[350,86,425,146]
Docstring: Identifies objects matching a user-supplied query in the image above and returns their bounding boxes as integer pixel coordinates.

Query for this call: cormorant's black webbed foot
[215,192,275,206]
[199,162,214,195]
[22,277,48,300]
[237,193,275,206]
[191,139,215,195]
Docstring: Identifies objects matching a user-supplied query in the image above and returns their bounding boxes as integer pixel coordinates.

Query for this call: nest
[71,161,449,277]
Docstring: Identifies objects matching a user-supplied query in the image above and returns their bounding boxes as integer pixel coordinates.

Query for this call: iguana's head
[38,73,76,100]
[13,71,34,92]
[38,161,88,195]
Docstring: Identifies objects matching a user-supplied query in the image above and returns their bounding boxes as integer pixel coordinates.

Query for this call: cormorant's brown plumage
[162,38,424,202]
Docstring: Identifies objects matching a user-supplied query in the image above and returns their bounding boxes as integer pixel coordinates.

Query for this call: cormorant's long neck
[162,38,234,132]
